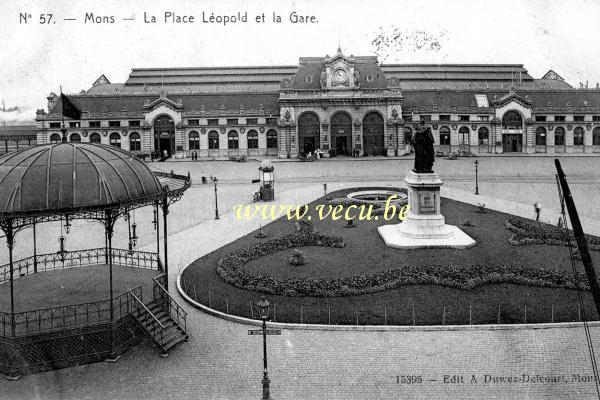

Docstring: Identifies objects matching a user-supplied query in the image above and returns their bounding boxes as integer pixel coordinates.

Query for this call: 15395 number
[396,375,423,384]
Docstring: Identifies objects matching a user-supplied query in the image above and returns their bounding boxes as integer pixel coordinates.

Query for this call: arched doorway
[297,113,320,156]
[501,111,523,152]
[554,127,566,153]
[89,132,101,143]
[458,126,470,154]
[362,112,384,156]
[593,127,600,152]
[154,115,175,158]
[478,127,489,153]
[535,127,547,153]
[404,127,413,152]
[330,112,352,156]
[439,126,451,155]
[266,129,278,156]
[109,132,121,148]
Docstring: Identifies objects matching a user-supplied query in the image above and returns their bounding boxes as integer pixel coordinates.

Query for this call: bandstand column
[104,209,117,361]
[6,221,16,338]
[32,218,37,273]
[155,201,161,263]
[162,198,169,290]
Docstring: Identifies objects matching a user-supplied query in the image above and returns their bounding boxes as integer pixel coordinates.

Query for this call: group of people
[190,151,199,160]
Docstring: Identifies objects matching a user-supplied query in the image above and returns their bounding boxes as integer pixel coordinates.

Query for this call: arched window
[535,127,546,146]
[458,126,470,145]
[404,127,413,145]
[188,131,200,150]
[554,127,565,146]
[439,126,451,145]
[502,111,523,130]
[50,133,61,143]
[228,131,239,149]
[208,131,219,149]
[130,132,141,151]
[109,132,121,147]
[593,127,600,146]
[69,133,81,143]
[247,130,259,149]
[574,127,585,146]
[89,132,101,143]
[266,129,278,148]
[478,127,489,145]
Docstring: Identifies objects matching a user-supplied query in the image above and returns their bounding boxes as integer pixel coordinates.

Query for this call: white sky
[1,0,599,119]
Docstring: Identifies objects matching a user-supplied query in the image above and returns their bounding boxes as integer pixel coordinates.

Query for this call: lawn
[180,187,599,325]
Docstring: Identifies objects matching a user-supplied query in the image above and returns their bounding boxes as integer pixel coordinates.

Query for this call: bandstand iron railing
[0,143,191,377]
[0,248,160,284]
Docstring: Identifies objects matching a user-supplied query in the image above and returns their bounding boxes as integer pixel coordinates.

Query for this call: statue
[320,71,327,88]
[411,120,435,173]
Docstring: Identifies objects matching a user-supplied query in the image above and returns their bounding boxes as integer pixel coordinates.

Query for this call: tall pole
[555,159,600,318]
[474,160,479,195]
[262,317,270,399]
[33,218,38,273]
[162,198,169,289]
[214,179,220,220]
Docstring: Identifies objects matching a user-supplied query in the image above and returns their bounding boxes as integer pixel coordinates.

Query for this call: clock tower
[321,47,359,89]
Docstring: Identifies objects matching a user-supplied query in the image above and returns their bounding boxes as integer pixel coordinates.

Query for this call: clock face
[333,68,347,82]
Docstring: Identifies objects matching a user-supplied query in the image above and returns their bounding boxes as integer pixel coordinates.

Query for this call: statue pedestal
[377,171,476,249]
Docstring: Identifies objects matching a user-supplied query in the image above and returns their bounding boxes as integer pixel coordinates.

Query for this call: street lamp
[474,160,479,195]
[64,215,72,234]
[152,208,158,230]
[212,176,220,220]
[257,296,271,400]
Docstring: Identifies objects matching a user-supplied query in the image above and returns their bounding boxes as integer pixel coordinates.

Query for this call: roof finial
[337,29,342,54]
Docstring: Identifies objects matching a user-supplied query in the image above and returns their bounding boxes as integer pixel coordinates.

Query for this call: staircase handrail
[128,289,165,342]
[152,274,187,332]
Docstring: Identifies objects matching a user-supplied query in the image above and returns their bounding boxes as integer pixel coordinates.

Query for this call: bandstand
[0,140,190,378]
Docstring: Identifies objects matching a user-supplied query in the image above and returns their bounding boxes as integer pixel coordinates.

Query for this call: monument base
[378,171,476,249]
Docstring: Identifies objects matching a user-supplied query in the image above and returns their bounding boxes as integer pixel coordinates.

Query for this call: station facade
[35,49,600,158]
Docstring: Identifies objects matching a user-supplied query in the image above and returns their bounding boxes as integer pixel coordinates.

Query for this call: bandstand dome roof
[0,143,175,217]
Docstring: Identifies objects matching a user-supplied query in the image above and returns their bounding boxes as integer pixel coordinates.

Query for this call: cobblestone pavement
[4,158,600,399]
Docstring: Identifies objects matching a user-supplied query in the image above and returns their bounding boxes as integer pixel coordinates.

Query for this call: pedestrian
[202,171,207,184]
[534,203,541,222]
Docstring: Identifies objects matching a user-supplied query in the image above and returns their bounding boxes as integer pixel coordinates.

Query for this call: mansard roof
[47,92,280,118]
[402,90,600,113]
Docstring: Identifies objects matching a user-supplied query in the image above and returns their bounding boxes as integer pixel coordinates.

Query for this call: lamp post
[212,176,220,220]
[474,159,479,195]
[257,296,271,400]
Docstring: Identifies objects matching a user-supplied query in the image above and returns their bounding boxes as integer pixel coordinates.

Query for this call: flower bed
[506,217,600,251]
[216,222,588,297]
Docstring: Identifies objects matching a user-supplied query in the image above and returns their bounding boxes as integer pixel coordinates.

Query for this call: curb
[176,262,600,333]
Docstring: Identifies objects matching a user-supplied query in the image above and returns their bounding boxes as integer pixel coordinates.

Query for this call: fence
[180,277,597,326]
[0,286,143,338]
[0,248,160,284]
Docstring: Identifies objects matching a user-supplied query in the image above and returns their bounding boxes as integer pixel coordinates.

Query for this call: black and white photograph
[1,0,600,398]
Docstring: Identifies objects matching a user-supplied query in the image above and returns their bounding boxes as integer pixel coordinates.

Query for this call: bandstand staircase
[129,275,189,355]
